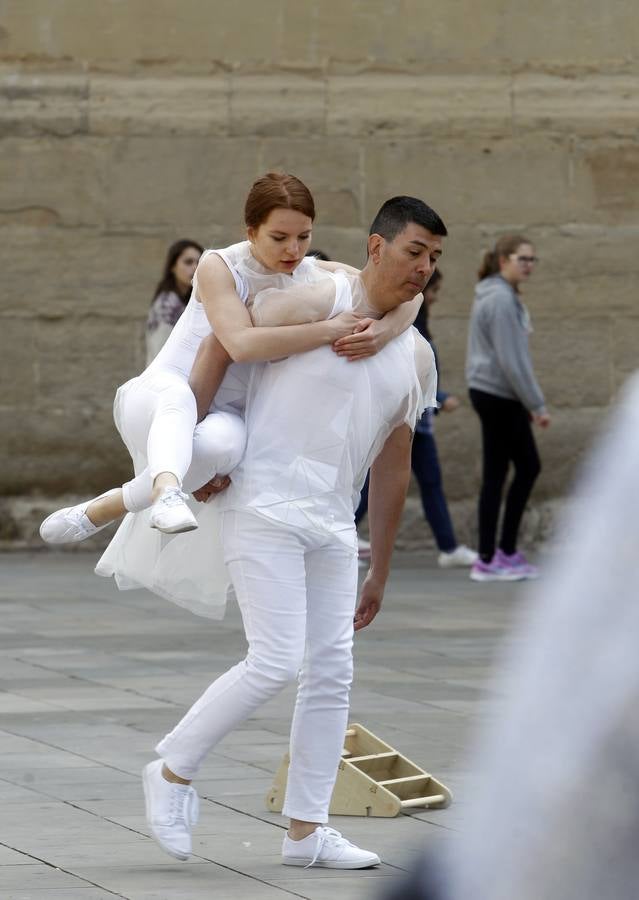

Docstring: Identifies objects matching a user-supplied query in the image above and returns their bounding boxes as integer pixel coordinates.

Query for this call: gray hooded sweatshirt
[466,275,545,414]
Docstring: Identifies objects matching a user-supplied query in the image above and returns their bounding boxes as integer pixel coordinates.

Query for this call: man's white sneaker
[282,826,380,869]
[438,545,479,568]
[149,487,198,534]
[142,760,199,861]
[39,489,120,545]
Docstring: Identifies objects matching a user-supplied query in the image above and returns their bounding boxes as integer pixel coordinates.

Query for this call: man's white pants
[114,371,246,513]
[156,509,358,823]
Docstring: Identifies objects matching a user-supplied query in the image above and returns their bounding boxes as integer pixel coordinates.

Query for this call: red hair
[244,172,315,228]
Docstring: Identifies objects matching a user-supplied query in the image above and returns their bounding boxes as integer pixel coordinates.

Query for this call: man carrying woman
[146,194,446,869]
[40,174,446,870]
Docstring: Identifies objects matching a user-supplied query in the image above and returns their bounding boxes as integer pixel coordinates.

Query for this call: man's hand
[441,395,460,413]
[354,572,384,631]
[192,475,231,503]
[332,318,382,360]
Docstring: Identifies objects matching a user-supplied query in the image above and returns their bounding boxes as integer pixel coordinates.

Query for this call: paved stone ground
[0,551,523,900]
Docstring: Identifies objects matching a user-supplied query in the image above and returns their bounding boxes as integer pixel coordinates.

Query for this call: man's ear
[367,233,384,264]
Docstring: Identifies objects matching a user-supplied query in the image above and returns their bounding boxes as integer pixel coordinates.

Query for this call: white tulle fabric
[443,370,639,900]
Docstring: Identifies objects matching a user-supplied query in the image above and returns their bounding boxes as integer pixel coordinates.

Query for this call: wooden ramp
[266,722,452,817]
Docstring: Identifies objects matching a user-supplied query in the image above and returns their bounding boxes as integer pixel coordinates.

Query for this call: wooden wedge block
[265,722,452,817]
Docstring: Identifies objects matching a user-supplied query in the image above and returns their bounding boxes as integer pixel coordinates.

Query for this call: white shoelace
[157,487,189,509]
[169,784,199,828]
[70,506,98,537]
[305,826,352,868]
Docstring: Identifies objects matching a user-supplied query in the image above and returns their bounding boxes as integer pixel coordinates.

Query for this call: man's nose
[416,258,433,277]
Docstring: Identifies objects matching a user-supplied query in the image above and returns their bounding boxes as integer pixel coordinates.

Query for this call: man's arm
[354,423,413,631]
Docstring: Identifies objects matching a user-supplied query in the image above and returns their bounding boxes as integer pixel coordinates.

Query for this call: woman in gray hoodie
[466,234,550,582]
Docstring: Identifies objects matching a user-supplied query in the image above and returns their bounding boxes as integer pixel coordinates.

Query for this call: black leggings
[469,388,541,561]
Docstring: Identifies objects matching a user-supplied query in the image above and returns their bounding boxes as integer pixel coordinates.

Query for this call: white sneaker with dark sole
[142,760,199,861]
[282,826,380,869]
[39,489,121,545]
[149,487,198,534]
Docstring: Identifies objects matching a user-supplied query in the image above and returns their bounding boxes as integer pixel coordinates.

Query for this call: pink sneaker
[495,549,539,580]
[470,556,525,582]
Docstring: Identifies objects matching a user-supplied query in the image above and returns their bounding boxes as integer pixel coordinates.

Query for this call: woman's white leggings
[113,371,247,513]
[156,509,358,824]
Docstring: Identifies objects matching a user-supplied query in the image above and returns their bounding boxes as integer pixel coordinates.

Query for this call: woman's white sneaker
[438,545,479,568]
[39,489,120,545]
[282,825,380,869]
[142,760,199,861]
[149,487,198,534]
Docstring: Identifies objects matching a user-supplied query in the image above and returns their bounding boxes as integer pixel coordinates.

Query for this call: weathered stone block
[531,316,613,409]
[2,0,638,72]
[528,407,601,497]
[0,226,174,320]
[0,68,87,137]
[0,406,132,494]
[231,76,324,137]
[364,136,577,227]
[523,224,639,315]
[611,318,639,391]
[576,143,639,223]
[0,137,107,227]
[103,137,261,230]
[0,317,38,408]
[328,74,511,138]
[259,139,362,227]
[34,317,140,412]
[500,1,639,71]
[89,75,230,137]
[0,0,281,67]
[512,75,639,137]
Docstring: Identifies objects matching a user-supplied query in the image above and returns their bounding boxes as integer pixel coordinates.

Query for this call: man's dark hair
[369,196,447,241]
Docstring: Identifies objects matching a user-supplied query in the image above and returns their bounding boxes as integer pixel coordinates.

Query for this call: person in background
[356,270,477,569]
[306,249,330,261]
[146,239,204,364]
[466,234,550,583]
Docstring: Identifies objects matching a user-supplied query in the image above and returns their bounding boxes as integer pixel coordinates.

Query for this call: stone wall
[1,1,638,543]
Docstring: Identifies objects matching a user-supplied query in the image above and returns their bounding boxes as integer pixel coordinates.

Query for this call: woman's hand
[326,311,364,344]
[331,317,388,361]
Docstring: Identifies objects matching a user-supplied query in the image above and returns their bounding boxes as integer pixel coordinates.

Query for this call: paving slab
[0,551,525,899]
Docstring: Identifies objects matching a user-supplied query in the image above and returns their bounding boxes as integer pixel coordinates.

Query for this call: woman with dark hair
[145,239,204,365]
[466,234,550,582]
